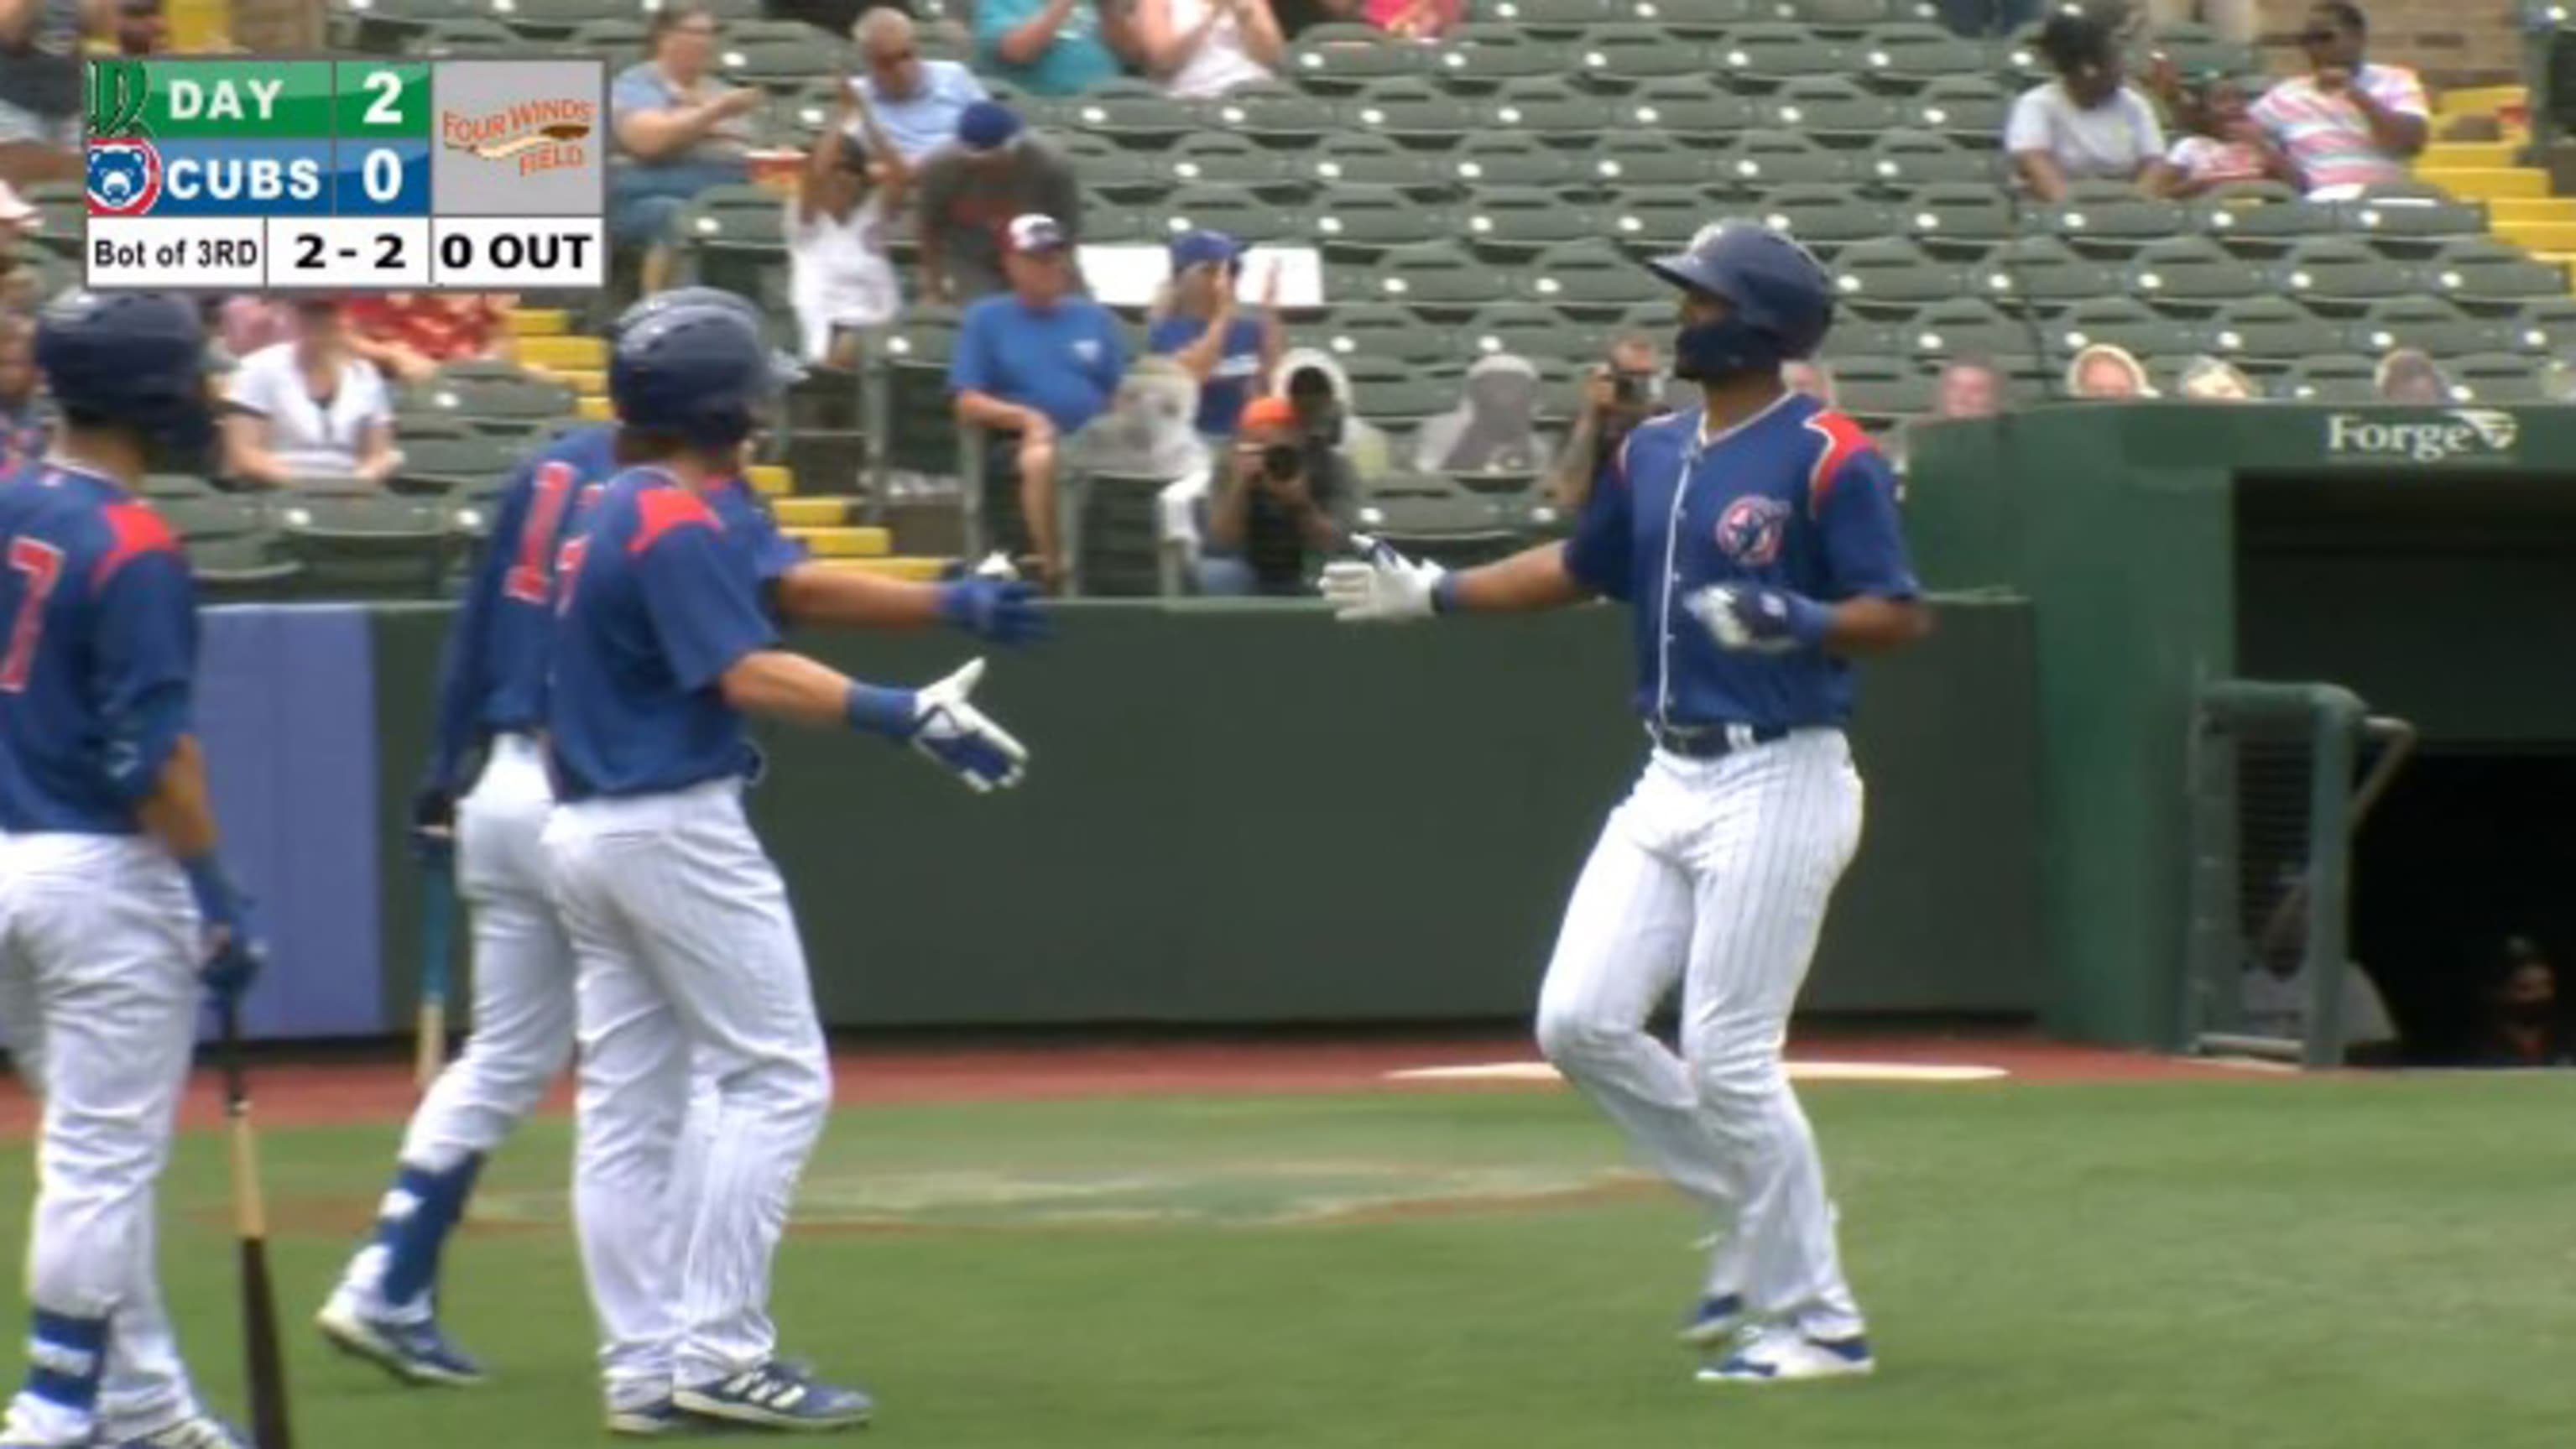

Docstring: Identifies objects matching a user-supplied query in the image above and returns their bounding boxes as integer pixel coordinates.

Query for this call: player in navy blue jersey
[317,288,1043,1399]
[543,300,1028,1436]
[1324,222,1932,1384]
[0,292,265,1449]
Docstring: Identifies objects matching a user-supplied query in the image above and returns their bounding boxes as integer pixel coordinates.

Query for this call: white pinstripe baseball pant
[1534,728,1868,1341]
[544,779,832,1413]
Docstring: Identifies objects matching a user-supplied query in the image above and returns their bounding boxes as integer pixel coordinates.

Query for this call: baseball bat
[218,1001,295,1449]
[415,851,455,1091]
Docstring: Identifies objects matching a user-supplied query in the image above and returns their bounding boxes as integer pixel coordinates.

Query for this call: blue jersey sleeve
[948,305,997,397]
[1145,315,1195,356]
[1561,429,1637,602]
[634,499,780,694]
[86,523,196,802]
[1812,444,1919,602]
[422,458,533,794]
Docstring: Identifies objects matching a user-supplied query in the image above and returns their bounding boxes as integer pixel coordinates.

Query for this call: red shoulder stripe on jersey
[629,485,722,555]
[1802,410,1876,518]
[92,499,180,590]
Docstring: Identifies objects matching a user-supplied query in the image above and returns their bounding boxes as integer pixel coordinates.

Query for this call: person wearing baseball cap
[1147,228,1281,446]
[949,212,1126,589]
[915,100,1082,304]
[1197,393,1348,597]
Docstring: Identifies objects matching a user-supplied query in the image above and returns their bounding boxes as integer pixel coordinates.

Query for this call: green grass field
[31,1072,2576,1448]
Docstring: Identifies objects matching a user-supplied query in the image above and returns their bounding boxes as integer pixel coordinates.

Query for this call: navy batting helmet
[612,286,805,384]
[1645,222,1835,380]
[609,302,780,450]
[34,290,211,455]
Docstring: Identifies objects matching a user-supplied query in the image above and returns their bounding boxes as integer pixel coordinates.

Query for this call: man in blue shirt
[546,302,1030,1436]
[849,8,991,162]
[951,212,1126,590]
[0,292,264,1449]
[974,0,1139,95]
[314,289,1040,1405]
[1322,222,1931,1385]
[1146,229,1280,445]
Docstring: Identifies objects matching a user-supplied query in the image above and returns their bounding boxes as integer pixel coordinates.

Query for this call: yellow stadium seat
[550,369,604,396]
[507,310,571,338]
[790,527,894,558]
[518,336,607,370]
[576,396,611,421]
[747,464,793,496]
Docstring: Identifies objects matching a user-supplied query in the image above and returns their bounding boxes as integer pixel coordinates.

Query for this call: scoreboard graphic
[83,57,607,292]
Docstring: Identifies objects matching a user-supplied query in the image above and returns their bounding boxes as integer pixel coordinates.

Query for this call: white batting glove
[909,659,1030,793]
[1319,534,1447,623]
[1685,585,1828,654]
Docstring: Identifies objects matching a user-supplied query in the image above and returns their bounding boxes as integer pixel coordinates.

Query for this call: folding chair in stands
[2137,22,2255,81]
[2337,189,2488,256]
[1075,468,1184,597]
[418,18,525,55]
[1463,186,1601,263]
[719,34,843,90]
[142,473,214,501]
[335,0,487,51]
[1163,183,1309,246]
[2505,295,2576,353]
[566,17,649,54]
[1787,0,1910,37]
[412,366,580,432]
[1290,23,1427,93]
[674,184,788,299]
[1755,184,1895,250]
[1455,302,1598,364]
[1822,354,1928,430]
[274,495,461,601]
[500,0,631,41]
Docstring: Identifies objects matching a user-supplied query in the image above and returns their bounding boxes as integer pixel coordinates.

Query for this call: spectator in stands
[916,102,1082,305]
[949,213,1126,590]
[1548,332,1664,511]
[2469,936,2571,1067]
[609,5,761,294]
[222,298,400,489]
[790,86,907,366]
[2006,8,2177,202]
[345,294,511,385]
[1148,230,1281,446]
[851,8,992,163]
[1133,0,1281,98]
[1784,359,1838,408]
[1362,0,1463,39]
[2375,347,2451,403]
[111,0,164,54]
[2176,357,2258,400]
[2250,1,2427,199]
[976,0,1141,96]
[1198,394,1347,596]
[1888,357,2005,472]
[1414,353,1544,475]
[2164,75,2296,195]
[0,0,84,189]
[0,310,46,472]
[1277,347,1390,480]
[216,295,294,365]
[2068,342,2153,399]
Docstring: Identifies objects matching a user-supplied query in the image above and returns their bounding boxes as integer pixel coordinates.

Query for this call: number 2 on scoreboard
[362,69,405,127]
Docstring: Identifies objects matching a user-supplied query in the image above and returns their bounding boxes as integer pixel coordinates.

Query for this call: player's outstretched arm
[773,565,1047,647]
[719,650,1030,793]
[1319,535,1592,623]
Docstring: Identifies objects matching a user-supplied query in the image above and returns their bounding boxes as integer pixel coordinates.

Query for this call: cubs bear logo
[1714,495,1790,567]
[85,140,161,217]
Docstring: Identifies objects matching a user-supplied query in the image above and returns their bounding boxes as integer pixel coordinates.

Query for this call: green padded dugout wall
[371,599,2043,1030]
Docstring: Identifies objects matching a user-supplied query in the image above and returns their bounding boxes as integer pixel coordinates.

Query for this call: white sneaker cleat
[1676,1294,1750,1348]
[1696,1327,1875,1384]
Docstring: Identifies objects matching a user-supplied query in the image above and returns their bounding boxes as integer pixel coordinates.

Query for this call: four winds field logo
[2323,409,2521,463]
[442,96,595,177]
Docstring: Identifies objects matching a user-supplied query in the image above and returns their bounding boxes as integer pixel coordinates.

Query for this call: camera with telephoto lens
[1611,369,1654,407]
[1260,442,1303,482]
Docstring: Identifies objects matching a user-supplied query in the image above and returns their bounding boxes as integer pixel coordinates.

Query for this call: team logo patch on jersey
[1714,496,1790,566]
[85,139,161,216]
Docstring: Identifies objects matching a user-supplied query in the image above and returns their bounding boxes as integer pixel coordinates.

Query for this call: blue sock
[376,1154,485,1310]
[22,1309,107,1415]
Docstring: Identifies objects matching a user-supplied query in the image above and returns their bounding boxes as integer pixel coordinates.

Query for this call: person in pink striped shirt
[2250,1,2428,198]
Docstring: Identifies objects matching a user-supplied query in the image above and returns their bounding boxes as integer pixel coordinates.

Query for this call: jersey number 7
[0,537,65,694]
[503,461,580,605]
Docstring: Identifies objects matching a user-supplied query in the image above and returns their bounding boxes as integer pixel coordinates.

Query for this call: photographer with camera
[1198,394,1348,596]
[1547,333,1666,512]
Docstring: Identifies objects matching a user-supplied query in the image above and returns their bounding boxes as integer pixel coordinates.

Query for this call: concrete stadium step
[506,309,571,337]
[2419,166,2548,199]
[2492,218,2576,253]
[517,335,606,370]
[816,555,950,581]
[772,497,856,527]
[747,463,792,496]
[2421,141,2521,169]
[789,526,894,557]
[2483,196,2576,224]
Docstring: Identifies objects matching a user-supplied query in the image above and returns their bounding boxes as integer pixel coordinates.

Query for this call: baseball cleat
[675,1361,874,1431]
[315,1301,488,1387]
[1676,1293,1749,1347]
[1697,1327,1875,1384]
[605,1398,691,1437]
[115,1415,251,1448]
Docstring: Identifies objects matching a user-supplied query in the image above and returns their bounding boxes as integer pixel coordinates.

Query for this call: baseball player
[0,292,265,1449]
[1322,222,1930,1383]
[545,300,1028,1435]
[316,287,1041,1394]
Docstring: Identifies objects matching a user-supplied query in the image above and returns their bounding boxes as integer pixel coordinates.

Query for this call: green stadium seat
[2505,296,2576,352]
[1484,0,1616,37]
[1066,80,1197,149]
[1338,355,1471,423]
[2339,190,2489,253]
[493,0,630,37]
[410,366,578,430]
[1856,21,1989,91]
[1164,132,1298,195]
[1161,184,1306,245]
[720,34,844,89]
[1575,23,1715,87]
[1769,76,1909,144]
[1370,242,1515,316]
[1591,132,1722,189]
[1457,302,1597,361]
[1317,185,1454,258]
[417,17,526,55]
[2279,354,2383,403]
[1060,133,1172,205]
[1077,205,1157,243]
[2139,22,2255,82]
[2445,352,2547,401]
[1432,24,1581,89]
[1901,182,2020,256]
[334,0,488,49]
[1994,20,2052,88]
[566,16,648,53]
[1714,23,1853,86]
[1450,132,1591,190]
[2278,237,2421,310]
[1782,0,1916,35]
[1864,128,1999,190]
[1485,76,1623,138]
[1619,0,1760,35]
[1311,303,1461,365]
[1350,76,1484,148]
[673,184,787,298]
[1912,73,2010,143]
[1310,132,1447,191]
[1727,130,1857,187]
[859,309,963,485]
[2043,181,2188,255]
[1291,23,1426,92]
[1833,237,1965,313]
[159,493,269,543]
[1822,353,1929,428]
[274,496,460,602]
[2208,297,2348,371]
[1349,477,1529,570]
[2345,297,2507,357]
[1204,81,1342,148]
[1600,187,1723,254]
[2129,236,2266,312]
[1904,298,2040,362]
[2199,187,2340,257]
[1755,184,1894,248]
[142,473,216,502]
[2428,238,2569,308]
[1620,80,1765,143]
[2053,297,2207,360]
[1527,238,1660,313]
[1463,185,1602,261]
[392,430,525,496]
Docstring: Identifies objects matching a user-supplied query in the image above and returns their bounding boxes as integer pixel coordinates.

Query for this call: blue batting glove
[936,577,1048,647]
[409,783,457,866]
[1687,585,1830,654]
[180,857,266,1002]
